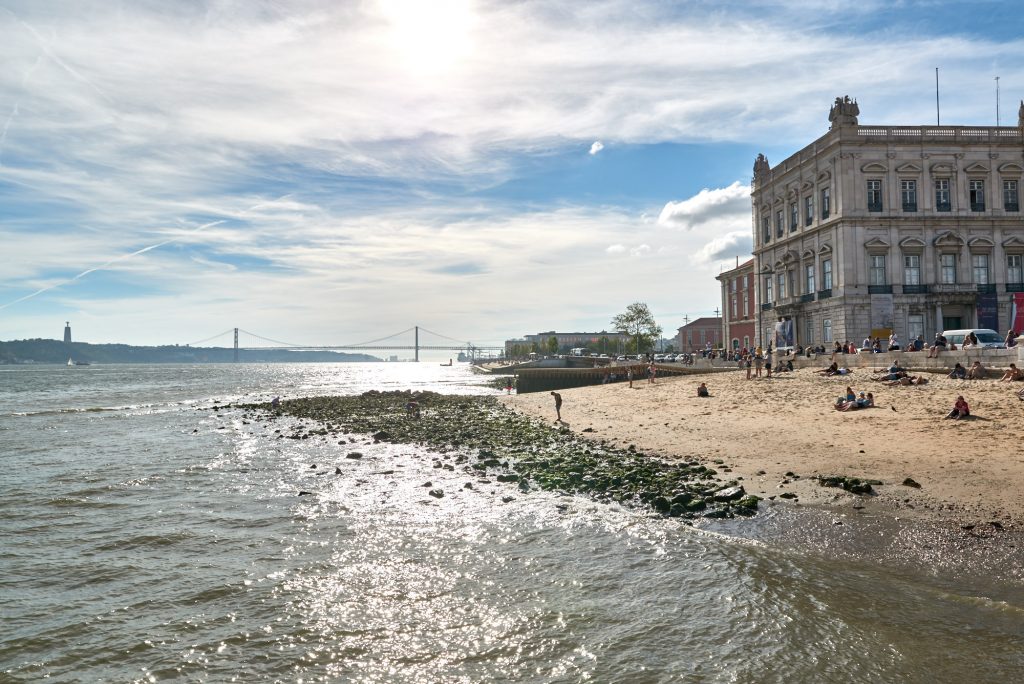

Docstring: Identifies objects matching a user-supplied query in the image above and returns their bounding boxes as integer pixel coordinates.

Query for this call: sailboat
[67,358,90,366]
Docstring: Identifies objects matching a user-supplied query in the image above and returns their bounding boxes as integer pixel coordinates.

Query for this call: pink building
[715,258,757,350]
[675,317,723,352]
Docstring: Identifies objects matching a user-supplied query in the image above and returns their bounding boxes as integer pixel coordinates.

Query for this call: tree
[547,336,559,355]
[611,302,662,355]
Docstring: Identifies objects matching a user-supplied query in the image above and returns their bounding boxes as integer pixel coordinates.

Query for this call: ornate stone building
[752,97,1024,348]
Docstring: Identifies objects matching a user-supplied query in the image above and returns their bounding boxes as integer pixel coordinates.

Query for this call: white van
[941,328,1005,349]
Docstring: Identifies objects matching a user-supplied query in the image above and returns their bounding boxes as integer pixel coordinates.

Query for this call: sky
[1,0,1022,352]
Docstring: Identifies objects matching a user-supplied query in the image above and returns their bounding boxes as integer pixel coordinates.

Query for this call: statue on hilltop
[828,95,859,128]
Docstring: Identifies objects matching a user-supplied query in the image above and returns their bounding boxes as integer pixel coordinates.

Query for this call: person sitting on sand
[945,395,970,419]
[834,388,866,411]
[697,382,710,397]
[816,362,839,375]
[1006,330,1018,348]
[999,363,1024,382]
[858,392,875,408]
[948,363,966,380]
[834,386,856,407]
[966,360,986,380]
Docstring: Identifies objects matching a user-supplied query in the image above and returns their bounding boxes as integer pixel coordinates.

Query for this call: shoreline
[502,369,1024,580]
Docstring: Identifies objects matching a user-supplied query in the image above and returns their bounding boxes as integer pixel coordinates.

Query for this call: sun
[376,0,477,75]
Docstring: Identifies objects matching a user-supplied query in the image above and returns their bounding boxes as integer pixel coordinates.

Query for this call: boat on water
[67,358,90,366]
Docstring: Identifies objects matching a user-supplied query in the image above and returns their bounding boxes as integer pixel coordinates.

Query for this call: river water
[1,363,1021,683]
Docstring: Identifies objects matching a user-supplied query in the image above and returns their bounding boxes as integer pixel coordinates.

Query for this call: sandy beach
[503,365,1024,531]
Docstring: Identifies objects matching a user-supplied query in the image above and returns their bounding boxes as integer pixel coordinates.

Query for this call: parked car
[941,328,1005,349]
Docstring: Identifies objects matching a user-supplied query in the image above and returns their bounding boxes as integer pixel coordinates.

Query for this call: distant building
[63,321,72,344]
[676,317,722,351]
[716,259,757,350]
[752,96,1024,348]
[506,330,631,356]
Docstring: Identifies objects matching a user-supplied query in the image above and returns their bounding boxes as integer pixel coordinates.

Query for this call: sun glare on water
[376,0,477,75]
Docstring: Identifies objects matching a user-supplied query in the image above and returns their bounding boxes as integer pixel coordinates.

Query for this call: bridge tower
[414,326,419,362]
[233,328,239,363]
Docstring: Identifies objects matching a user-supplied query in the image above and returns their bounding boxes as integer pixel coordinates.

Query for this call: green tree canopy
[611,302,662,354]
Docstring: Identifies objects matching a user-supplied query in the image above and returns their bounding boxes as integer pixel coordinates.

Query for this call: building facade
[715,259,757,350]
[752,96,1024,349]
[506,331,631,356]
[675,317,723,352]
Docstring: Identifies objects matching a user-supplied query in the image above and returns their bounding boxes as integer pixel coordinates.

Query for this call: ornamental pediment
[816,171,831,183]
[930,162,954,175]
[968,236,995,249]
[801,248,816,260]
[863,237,891,249]
[896,163,922,173]
[933,230,965,247]
[860,162,888,173]
[899,236,926,250]
[781,249,800,263]
[964,162,990,173]
[1003,236,1024,249]
[999,162,1023,174]
[801,180,814,190]
[818,243,833,254]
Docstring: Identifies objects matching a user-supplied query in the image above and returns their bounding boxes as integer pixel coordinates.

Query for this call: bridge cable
[185,329,235,347]
[417,326,472,345]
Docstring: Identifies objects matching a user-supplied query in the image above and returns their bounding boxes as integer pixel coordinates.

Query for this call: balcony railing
[761,303,774,311]
[868,285,893,294]
[936,202,951,212]
[903,284,929,294]
[1008,283,1024,293]
[971,202,986,212]
[800,293,816,303]
[868,203,883,213]
[1006,203,1020,212]
[977,284,997,294]
[817,288,832,299]
[902,203,917,212]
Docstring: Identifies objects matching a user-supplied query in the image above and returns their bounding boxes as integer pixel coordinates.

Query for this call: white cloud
[589,141,604,155]
[691,231,754,267]
[606,243,625,254]
[658,181,750,229]
[629,244,651,257]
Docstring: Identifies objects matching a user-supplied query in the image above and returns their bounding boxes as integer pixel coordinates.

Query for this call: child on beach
[945,395,970,420]
[697,382,709,397]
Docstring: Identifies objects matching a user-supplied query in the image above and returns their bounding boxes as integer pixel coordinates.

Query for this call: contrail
[0,196,291,312]
[0,55,44,165]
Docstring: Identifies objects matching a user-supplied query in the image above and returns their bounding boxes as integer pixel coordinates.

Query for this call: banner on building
[870,294,894,333]
[977,292,999,332]
[773,319,794,348]
[1012,293,1024,334]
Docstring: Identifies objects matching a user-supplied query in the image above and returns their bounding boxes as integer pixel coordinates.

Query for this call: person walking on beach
[754,346,764,378]
[765,347,773,378]
[648,363,656,383]
[550,391,563,422]
[627,367,634,388]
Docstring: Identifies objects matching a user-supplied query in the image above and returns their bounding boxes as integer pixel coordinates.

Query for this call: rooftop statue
[753,153,770,180]
[1018,100,1024,128]
[828,95,859,128]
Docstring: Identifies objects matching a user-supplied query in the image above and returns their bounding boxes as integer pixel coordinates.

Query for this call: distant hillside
[0,338,381,364]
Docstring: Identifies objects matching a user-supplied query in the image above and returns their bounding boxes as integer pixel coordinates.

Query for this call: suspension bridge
[184,326,504,362]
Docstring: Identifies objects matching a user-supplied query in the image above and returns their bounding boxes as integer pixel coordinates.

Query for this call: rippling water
[2,363,1022,683]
